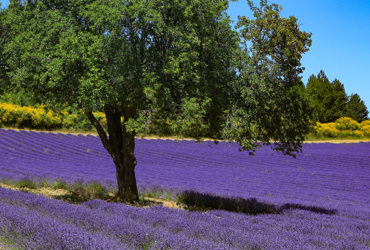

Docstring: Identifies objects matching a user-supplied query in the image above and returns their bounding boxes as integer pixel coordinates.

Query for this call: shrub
[84,181,107,199]
[335,117,361,131]
[0,103,62,129]
[70,180,109,201]
[361,120,370,128]
[52,180,69,190]
[39,179,50,188]
[361,125,370,137]
[312,118,370,138]
[350,130,364,138]
[16,179,37,189]
[313,122,339,137]
[0,102,107,131]
[60,110,106,131]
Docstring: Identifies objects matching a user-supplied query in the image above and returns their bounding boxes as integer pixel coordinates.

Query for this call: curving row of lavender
[0,129,369,209]
[0,187,369,249]
[0,128,369,248]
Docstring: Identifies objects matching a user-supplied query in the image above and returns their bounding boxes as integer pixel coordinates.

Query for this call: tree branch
[84,111,112,155]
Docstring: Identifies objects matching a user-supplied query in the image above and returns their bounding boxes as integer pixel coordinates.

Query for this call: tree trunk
[113,128,139,203]
[85,106,139,203]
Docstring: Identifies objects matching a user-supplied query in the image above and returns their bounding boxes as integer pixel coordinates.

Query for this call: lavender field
[0,128,369,249]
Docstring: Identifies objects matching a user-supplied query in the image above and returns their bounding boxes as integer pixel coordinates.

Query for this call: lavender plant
[0,129,369,248]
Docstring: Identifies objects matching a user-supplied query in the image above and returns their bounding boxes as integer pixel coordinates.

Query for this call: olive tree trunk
[85,106,139,203]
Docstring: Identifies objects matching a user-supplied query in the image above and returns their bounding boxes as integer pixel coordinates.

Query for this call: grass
[15,179,37,190]
[0,179,339,216]
[0,179,112,204]
[51,180,70,190]
[0,235,19,250]
[140,187,175,201]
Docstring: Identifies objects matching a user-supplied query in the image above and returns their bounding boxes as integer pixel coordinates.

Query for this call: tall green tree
[0,3,10,95]
[4,0,311,202]
[224,0,312,154]
[345,94,369,122]
[306,71,347,123]
[330,79,348,119]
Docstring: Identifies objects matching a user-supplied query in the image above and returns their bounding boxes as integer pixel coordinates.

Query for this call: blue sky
[1,0,369,109]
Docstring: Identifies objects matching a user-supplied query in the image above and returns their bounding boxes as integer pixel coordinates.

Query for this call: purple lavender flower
[0,129,369,249]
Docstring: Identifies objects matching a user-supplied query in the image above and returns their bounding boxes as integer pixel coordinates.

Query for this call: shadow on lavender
[178,190,337,215]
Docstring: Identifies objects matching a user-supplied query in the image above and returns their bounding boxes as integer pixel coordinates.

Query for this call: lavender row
[0,187,369,249]
[0,129,369,211]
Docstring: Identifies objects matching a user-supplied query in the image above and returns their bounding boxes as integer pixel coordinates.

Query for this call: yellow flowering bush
[351,130,364,137]
[0,102,109,131]
[0,103,62,129]
[313,122,339,137]
[360,120,370,128]
[361,125,370,137]
[334,117,361,131]
[312,117,370,138]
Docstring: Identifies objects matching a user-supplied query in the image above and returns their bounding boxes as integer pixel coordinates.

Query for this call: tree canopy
[2,0,312,202]
[0,4,10,94]
[306,70,368,123]
[223,0,312,154]
[345,94,369,122]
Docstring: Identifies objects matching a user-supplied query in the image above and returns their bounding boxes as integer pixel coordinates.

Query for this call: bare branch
[84,111,112,155]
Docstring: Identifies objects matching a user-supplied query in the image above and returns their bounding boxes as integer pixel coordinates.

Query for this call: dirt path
[0,183,69,199]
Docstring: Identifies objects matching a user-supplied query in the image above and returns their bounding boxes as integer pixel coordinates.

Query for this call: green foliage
[345,94,369,122]
[306,71,348,123]
[170,97,211,138]
[84,181,107,199]
[0,6,10,95]
[38,179,50,188]
[16,179,37,189]
[72,181,108,200]
[52,180,69,190]
[225,0,312,155]
[0,89,40,107]
[3,0,237,134]
[305,71,368,123]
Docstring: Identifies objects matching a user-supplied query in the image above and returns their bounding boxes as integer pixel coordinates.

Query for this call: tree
[224,0,312,154]
[345,94,369,122]
[306,71,347,123]
[4,0,312,203]
[0,3,10,95]
[330,79,348,119]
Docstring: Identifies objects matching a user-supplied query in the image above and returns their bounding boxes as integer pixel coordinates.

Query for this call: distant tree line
[305,70,368,123]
